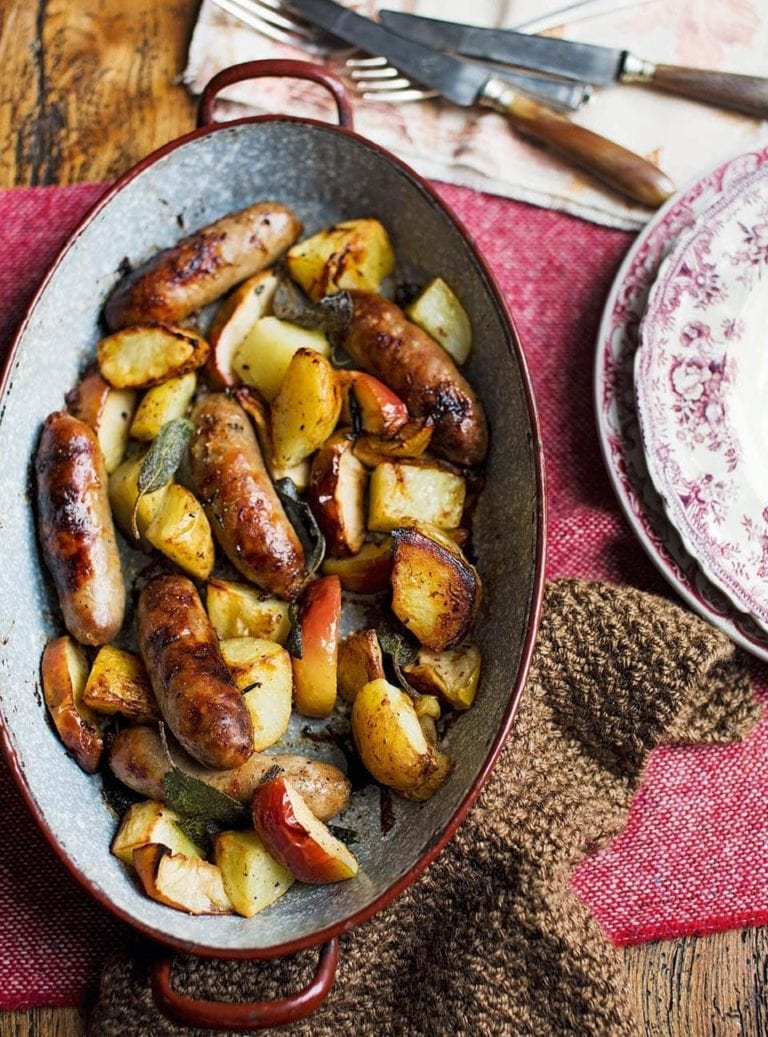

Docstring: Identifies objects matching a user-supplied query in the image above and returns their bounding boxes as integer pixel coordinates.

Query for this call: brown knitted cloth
[88,579,761,1037]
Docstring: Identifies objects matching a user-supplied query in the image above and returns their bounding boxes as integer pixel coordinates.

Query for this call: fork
[209,0,595,110]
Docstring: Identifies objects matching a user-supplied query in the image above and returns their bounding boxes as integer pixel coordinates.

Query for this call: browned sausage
[137,573,253,769]
[342,291,488,467]
[109,724,351,821]
[104,202,302,330]
[35,412,125,646]
[190,394,307,601]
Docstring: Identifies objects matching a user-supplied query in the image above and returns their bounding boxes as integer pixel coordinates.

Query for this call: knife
[286,0,674,207]
[378,10,768,120]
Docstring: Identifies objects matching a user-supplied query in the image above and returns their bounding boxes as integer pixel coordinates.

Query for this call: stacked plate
[595,146,768,661]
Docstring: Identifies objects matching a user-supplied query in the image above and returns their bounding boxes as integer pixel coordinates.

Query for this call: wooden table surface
[1,1,767,1034]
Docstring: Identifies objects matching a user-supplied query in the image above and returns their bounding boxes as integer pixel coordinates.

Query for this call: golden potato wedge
[232,316,330,401]
[405,277,472,365]
[82,644,160,721]
[207,269,280,388]
[111,800,204,866]
[351,678,438,792]
[352,421,434,468]
[41,636,104,774]
[286,218,395,301]
[271,348,341,469]
[309,434,368,557]
[390,523,482,651]
[66,368,137,473]
[97,324,209,389]
[214,830,294,918]
[219,637,293,751]
[234,386,310,491]
[144,483,215,580]
[108,451,169,543]
[401,751,453,801]
[133,844,232,915]
[337,629,385,704]
[403,643,482,711]
[321,538,393,594]
[368,461,466,532]
[205,579,291,644]
[129,372,197,441]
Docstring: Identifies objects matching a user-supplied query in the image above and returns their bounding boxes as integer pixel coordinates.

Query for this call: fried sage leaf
[275,477,326,576]
[163,767,246,827]
[273,278,353,343]
[377,622,420,697]
[130,417,194,538]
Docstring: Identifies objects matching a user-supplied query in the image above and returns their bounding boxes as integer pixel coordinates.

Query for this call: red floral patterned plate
[595,146,768,659]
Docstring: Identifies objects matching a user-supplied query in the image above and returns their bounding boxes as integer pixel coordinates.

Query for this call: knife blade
[286,0,673,207]
[378,10,768,120]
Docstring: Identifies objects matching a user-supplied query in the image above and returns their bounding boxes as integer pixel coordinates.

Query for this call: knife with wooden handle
[379,10,768,120]
[287,0,674,206]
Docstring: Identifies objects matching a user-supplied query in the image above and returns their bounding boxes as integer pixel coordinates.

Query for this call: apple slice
[252,776,358,884]
[133,844,233,915]
[66,367,136,473]
[291,576,341,717]
[111,800,203,865]
[321,538,393,594]
[339,372,409,437]
[308,434,368,557]
[214,829,295,917]
[206,269,280,388]
[41,636,103,773]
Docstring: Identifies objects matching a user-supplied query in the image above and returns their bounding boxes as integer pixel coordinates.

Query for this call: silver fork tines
[208,0,592,109]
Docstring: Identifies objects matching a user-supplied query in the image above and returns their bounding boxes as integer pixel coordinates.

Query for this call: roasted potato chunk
[405,277,472,365]
[337,629,386,703]
[286,218,395,301]
[368,462,466,532]
[144,483,215,581]
[214,830,294,918]
[232,316,330,401]
[97,324,209,389]
[41,636,103,773]
[234,386,310,491]
[390,523,482,651]
[129,372,197,441]
[403,643,482,710]
[321,538,393,594]
[108,451,169,543]
[271,348,341,469]
[351,678,438,792]
[111,800,203,865]
[205,579,291,644]
[219,637,293,751]
[82,644,159,721]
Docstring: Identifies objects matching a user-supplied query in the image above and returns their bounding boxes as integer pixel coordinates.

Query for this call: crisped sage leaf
[163,767,246,827]
[272,278,353,343]
[287,602,303,660]
[377,622,420,696]
[328,824,358,845]
[130,417,194,538]
[275,477,326,576]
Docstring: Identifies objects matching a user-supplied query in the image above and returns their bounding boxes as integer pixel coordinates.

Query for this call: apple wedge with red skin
[339,371,409,437]
[205,269,279,388]
[252,775,358,884]
[291,575,341,717]
[308,433,368,557]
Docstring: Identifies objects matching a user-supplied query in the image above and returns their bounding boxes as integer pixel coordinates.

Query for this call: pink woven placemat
[1,181,767,1011]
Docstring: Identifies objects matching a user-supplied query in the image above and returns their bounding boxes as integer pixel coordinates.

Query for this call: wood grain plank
[0,0,198,188]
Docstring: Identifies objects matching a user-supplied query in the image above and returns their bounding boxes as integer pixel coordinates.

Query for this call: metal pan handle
[150,937,340,1031]
[198,59,355,129]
